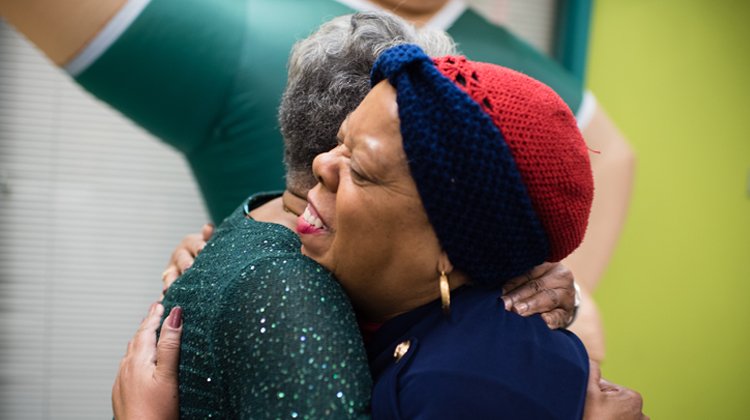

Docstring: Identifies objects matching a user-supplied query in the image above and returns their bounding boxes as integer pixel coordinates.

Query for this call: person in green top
[1,0,632,361]
[110,12,581,419]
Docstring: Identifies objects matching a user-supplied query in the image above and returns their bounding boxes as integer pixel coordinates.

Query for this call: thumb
[587,359,602,394]
[598,377,621,393]
[155,307,183,381]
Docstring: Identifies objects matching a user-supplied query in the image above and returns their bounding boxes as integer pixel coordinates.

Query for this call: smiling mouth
[296,204,328,234]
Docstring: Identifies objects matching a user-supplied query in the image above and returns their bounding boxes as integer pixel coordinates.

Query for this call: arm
[1,0,245,155]
[0,0,126,66]
[215,257,372,419]
[563,104,634,362]
[563,105,636,291]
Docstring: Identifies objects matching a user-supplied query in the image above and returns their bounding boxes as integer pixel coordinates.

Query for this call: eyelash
[349,167,368,183]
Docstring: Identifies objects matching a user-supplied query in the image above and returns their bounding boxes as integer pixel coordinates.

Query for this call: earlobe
[437,251,453,274]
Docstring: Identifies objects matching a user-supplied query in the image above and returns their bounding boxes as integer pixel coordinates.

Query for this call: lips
[296,202,328,234]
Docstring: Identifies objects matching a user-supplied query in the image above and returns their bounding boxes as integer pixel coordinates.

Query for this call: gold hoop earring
[440,271,451,314]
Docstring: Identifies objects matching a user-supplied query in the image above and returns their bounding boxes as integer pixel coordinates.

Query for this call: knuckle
[531,278,544,293]
[551,314,566,329]
[160,340,181,352]
[544,288,561,307]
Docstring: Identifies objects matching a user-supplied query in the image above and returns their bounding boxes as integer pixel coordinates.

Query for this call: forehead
[347,81,399,133]
[344,81,403,161]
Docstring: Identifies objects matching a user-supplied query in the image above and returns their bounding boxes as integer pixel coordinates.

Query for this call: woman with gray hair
[111,13,580,419]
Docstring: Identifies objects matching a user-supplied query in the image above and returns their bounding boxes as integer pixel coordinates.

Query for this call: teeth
[303,206,324,229]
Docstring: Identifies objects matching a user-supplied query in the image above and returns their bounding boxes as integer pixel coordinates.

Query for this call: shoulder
[215,253,357,339]
[212,254,371,418]
[224,254,345,305]
[373,289,588,419]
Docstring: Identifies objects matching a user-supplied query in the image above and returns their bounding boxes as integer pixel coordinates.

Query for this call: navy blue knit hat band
[371,44,550,287]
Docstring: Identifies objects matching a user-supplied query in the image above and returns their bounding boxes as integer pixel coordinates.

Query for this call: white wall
[0,22,208,419]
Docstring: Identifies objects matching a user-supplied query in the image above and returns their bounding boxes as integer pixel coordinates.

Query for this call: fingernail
[515,302,528,315]
[169,307,183,328]
[501,296,512,311]
[149,302,157,314]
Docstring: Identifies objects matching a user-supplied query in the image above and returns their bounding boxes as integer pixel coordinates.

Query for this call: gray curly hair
[279,12,457,194]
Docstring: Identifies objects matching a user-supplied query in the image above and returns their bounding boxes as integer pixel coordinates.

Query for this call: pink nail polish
[169,307,183,328]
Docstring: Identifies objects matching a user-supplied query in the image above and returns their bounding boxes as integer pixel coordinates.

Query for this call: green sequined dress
[161,193,372,419]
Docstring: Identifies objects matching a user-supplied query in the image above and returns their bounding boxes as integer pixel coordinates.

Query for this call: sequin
[160,193,372,418]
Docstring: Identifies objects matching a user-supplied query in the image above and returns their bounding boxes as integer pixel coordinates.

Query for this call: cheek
[331,190,395,272]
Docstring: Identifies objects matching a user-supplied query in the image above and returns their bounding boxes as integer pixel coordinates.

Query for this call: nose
[311,147,344,193]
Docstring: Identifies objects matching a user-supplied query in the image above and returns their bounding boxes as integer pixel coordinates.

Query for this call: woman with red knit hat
[293,43,595,418]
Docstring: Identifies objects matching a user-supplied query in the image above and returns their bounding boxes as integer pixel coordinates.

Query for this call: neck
[248,189,307,232]
[357,269,470,324]
[368,0,452,26]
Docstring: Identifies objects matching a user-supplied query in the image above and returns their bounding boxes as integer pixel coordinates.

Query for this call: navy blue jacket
[368,286,588,419]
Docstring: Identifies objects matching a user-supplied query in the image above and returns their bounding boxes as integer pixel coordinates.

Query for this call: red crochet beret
[434,56,594,262]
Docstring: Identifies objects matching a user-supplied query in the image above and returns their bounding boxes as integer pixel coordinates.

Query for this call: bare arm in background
[565,106,636,362]
[566,106,636,292]
[0,0,126,66]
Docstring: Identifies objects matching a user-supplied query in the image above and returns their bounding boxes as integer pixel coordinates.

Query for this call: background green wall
[587,0,750,418]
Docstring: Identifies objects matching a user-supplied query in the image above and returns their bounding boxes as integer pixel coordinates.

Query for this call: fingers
[502,262,554,295]
[599,377,621,393]
[162,229,209,294]
[503,277,573,315]
[132,303,164,357]
[518,287,563,316]
[617,387,645,418]
[501,274,545,312]
[540,308,571,329]
[175,234,206,271]
[173,248,196,275]
[162,266,180,292]
[155,307,183,382]
[584,361,647,420]
[201,223,215,242]
[501,262,576,320]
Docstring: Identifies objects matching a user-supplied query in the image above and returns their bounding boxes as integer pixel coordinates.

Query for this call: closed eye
[350,167,368,183]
